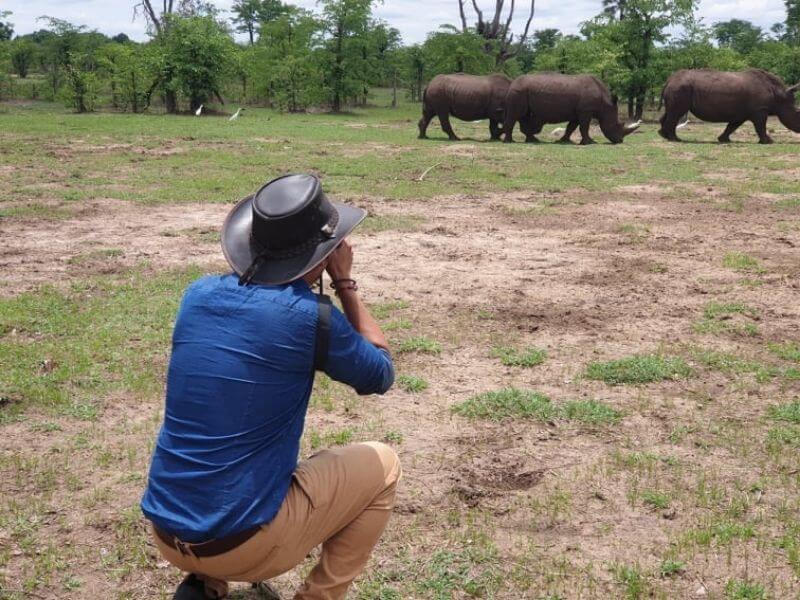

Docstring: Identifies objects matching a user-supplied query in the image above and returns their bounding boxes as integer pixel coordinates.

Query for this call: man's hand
[326,240,353,281]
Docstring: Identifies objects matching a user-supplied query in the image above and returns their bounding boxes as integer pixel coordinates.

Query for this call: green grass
[725,580,768,600]
[658,560,685,578]
[396,375,428,393]
[370,300,409,320]
[396,336,441,355]
[768,401,800,423]
[641,490,671,510]
[452,389,556,421]
[559,399,622,424]
[722,251,766,274]
[685,521,756,547]
[452,389,621,425]
[0,266,203,420]
[586,354,693,385]
[308,428,354,450]
[1,99,797,211]
[769,341,800,362]
[490,345,547,368]
[612,564,648,600]
[694,302,760,337]
[360,214,425,233]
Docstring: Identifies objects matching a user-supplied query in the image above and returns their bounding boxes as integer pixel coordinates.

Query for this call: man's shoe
[173,574,207,600]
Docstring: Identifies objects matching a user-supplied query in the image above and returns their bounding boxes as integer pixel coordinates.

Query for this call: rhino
[418,73,512,141]
[503,73,641,144]
[659,69,800,144]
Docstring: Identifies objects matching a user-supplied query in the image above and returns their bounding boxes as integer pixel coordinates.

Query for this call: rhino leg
[557,121,579,144]
[718,120,744,144]
[578,115,595,145]
[437,111,460,141]
[489,119,503,141]
[418,107,435,139]
[752,112,773,144]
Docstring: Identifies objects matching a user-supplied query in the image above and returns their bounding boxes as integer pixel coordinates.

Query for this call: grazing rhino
[503,73,641,144]
[418,73,512,141]
[659,69,800,144]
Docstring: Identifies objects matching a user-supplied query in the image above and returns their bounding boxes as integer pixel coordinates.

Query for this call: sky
[1,0,789,44]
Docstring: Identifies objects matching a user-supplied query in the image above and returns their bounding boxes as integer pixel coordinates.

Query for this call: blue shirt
[140,274,394,542]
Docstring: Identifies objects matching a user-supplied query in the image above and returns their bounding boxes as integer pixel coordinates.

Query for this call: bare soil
[1,184,799,598]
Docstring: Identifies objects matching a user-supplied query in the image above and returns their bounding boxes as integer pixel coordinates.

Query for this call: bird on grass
[194,104,203,116]
[676,117,691,130]
[229,107,245,122]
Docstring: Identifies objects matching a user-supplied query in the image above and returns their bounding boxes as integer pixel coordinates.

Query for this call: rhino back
[512,73,611,121]
[668,69,780,122]
[425,74,503,120]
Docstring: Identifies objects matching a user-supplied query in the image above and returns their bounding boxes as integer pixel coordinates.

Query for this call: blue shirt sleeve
[324,307,394,395]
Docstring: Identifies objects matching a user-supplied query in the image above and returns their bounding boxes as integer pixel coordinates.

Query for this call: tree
[422,27,495,75]
[457,0,536,65]
[232,0,262,44]
[10,40,36,78]
[602,0,628,20]
[586,0,697,119]
[712,19,763,55]
[317,0,374,112]
[785,0,800,45]
[156,15,235,111]
[253,10,323,110]
[112,33,132,43]
[0,11,13,42]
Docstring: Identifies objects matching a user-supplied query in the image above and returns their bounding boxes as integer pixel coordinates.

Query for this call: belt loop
[175,537,195,558]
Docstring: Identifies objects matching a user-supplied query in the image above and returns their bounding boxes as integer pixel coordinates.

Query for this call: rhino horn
[788,83,800,94]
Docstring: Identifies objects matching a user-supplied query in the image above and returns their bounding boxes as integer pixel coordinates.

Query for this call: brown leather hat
[221,174,366,285]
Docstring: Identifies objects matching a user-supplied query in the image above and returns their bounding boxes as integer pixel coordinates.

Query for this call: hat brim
[221,195,366,285]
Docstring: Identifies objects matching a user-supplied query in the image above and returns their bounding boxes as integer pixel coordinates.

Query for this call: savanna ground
[1,89,799,600]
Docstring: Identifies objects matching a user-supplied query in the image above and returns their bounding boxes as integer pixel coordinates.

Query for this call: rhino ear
[788,83,800,94]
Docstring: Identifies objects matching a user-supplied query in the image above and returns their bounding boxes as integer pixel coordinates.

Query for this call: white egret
[229,108,244,122]
[676,118,691,130]
[195,104,203,116]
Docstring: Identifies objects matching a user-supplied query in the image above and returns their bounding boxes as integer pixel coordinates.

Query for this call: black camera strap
[313,277,332,372]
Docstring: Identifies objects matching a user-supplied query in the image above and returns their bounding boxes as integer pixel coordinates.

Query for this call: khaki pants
[152,442,402,600]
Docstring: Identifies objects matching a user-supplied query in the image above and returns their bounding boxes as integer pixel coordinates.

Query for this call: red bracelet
[329,279,358,296]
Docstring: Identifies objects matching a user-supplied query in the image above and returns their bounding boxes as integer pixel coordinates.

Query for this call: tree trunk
[392,70,397,108]
[165,89,178,114]
[635,97,644,121]
[627,97,634,120]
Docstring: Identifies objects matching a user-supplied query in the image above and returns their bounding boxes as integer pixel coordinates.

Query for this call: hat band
[238,208,340,286]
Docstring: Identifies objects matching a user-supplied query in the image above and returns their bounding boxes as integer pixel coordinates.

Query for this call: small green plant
[695,302,760,337]
[766,427,800,450]
[768,401,800,424]
[658,560,685,578]
[397,375,428,393]
[371,300,409,320]
[382,431,403,444]
[559,399,622,424]
[383,319,412,331]
[641,490,670,510]
[586,354,692,385]
[452,388,555,421]
[309,428,354,450]
[723,251,765,274]
[397,336,441,355]
[361,214,424,233]
[686,521,755,547]
[612,564,647,600]
[724,580,767,600]
[490,345,547,368]
[648,263,668,273]
[769,341,800,362]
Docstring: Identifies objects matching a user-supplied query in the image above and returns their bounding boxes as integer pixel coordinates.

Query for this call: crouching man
[141,174,400,600]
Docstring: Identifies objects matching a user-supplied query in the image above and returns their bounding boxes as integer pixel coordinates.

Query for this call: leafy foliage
[586,354,693,385]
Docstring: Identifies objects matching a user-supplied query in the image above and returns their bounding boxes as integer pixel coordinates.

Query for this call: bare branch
[503,0,515,41]
[470,0,484,28]
[517,0,535,46]
[490,0,504,37]
[458,0,468,32]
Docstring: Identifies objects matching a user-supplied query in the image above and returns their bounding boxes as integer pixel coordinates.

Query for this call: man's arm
[326,240,389,351]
